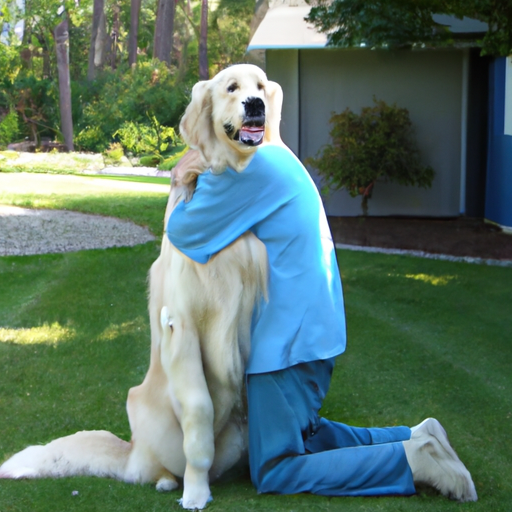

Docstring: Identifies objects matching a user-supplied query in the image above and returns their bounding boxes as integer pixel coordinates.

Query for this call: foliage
[139,154,163,167]
[307,0,451,50]
[75,62,188,153]
[476,0,512,56]
[0,0,259,151]
[0,109,20,148]
[208,0,256,74]
[307,99,435,216]
[0,43,20,98]
[115,115,178,157]
[5,74,61,142]
[103,142,125,165]
[306,0,512,57]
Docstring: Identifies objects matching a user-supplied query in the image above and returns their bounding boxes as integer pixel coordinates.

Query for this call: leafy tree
[0,0,260,151]
[306,99,435,216]
[208,0,255,73]
[306,0,512,56]
[0,109,19,147]
[0,40,20,107]
[74,61,188,152]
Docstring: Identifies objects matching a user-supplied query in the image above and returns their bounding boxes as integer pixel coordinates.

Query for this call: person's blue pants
[247,358,416,496]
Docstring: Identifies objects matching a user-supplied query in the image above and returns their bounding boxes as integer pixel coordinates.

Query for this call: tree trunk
[175,0,194,81]
[110,2,120,70]
[128,0,142,67]
[88,0,106,81]
[246,0,269,67]
[153,0,176,66]
[199,0,208,79]
[54,18,74,152]
[249,0,269,39]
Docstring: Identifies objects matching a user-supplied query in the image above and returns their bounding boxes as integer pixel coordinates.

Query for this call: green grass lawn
[0,173,511,511]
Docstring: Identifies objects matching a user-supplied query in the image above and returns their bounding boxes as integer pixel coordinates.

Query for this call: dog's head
[180,64,283,172]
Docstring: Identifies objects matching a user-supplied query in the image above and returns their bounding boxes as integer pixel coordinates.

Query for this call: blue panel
[485,57,512,228]
[486,135,512,227]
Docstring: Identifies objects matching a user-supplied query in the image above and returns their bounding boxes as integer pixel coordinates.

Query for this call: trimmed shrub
[139,154,163,167]
[307,98,435,215]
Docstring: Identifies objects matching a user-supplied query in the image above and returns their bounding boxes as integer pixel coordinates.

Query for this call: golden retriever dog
[0,64,283,510]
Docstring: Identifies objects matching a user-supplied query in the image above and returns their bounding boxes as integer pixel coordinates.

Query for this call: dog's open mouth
[239,124,265,146]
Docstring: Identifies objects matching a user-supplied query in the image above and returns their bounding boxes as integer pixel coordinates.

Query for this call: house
[248,2,512,230]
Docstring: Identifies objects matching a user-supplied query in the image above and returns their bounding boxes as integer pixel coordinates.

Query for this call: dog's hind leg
[160,307,214,510]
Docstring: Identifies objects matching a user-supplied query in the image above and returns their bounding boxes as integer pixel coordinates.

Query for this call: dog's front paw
[178,494,212,510]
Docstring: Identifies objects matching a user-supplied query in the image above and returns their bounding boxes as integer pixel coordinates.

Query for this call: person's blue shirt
[167,144,346,374]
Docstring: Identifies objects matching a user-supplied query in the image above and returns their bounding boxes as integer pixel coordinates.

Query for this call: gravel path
[0,205,156,256]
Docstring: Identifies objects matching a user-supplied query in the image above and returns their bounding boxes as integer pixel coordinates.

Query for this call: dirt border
[328,216,512,265]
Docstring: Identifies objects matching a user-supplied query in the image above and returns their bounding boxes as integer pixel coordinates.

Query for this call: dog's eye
[257,83,264,91]
[227,83,238,93]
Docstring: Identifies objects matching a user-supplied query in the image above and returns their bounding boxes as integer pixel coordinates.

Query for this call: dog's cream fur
[0,64,281,510]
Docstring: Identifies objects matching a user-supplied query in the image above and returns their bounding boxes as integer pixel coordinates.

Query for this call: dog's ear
[264,80,284,145]
[180,80,216,163]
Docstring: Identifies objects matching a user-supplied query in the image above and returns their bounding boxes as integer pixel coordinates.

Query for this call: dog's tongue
[240,126,264,145]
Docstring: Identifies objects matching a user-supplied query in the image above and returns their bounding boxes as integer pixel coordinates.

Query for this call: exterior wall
[485,57,512,230]
[267,48,466,217]
[266,50,300,155]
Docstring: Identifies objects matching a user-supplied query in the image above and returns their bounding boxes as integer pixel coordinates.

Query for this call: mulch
[328,216,512,262]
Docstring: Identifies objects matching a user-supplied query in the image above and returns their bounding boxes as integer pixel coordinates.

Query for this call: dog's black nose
[243,97,265,118]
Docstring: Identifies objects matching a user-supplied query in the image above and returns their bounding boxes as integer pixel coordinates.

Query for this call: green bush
[103,142,125,166]
[2,74,60,143]
[139,154,163,167]
[0,43,21,110]
[115,115,178,156]
[0,109,20,148]
[74,125,106,152]
[74,62,189,153]
[307,98,435,215]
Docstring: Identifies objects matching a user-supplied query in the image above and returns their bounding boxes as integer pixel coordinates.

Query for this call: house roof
[247,5,488,51]
[247,5,327,50]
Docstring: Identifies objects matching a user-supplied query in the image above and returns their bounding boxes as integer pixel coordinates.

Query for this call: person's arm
[166,146,298,264]
[167,147,297,263]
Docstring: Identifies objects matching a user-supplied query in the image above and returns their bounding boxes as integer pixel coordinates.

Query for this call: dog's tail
[0,430,131,481]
